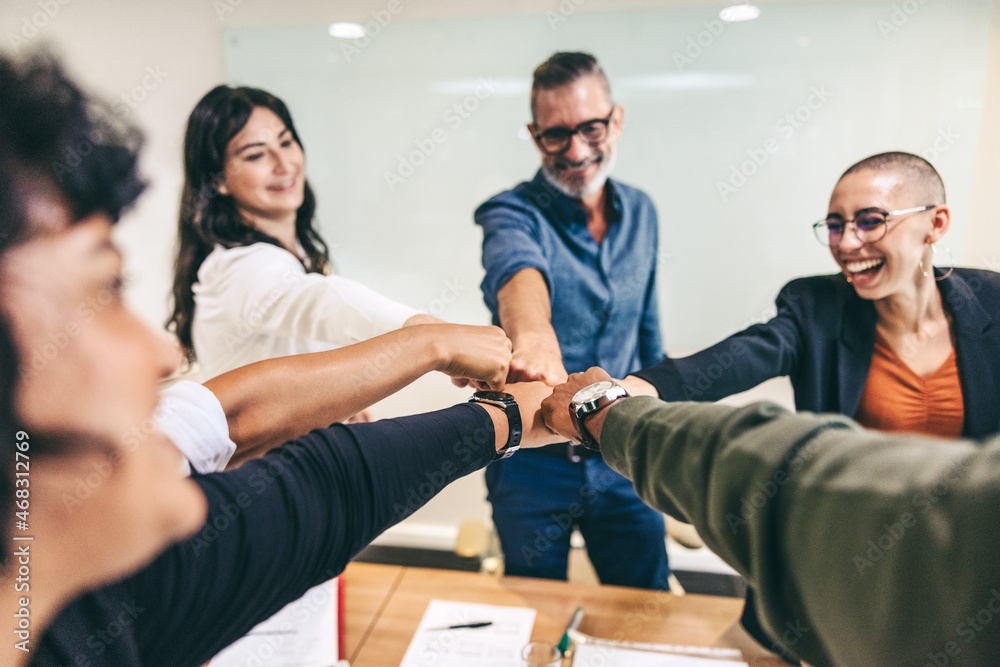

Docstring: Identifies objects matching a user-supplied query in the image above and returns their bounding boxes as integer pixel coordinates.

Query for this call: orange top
[854,332,964,438]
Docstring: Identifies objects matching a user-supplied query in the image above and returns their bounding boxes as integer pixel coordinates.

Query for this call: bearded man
[475,52,670,588]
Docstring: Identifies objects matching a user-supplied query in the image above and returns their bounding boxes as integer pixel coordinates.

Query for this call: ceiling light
[720,4,761,22]
[328,23,365,39]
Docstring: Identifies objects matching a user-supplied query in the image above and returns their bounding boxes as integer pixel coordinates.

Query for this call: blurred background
[4,0,996,580]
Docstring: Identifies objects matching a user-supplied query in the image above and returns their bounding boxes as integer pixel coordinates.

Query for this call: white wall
[3,0,224,332]
[3,0,998,552]
[224,2,994,350]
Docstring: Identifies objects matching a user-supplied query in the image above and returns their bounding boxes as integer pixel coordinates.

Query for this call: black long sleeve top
[32,404,496,666]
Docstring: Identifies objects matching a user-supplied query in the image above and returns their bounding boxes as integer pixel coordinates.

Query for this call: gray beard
[541,146,617,199]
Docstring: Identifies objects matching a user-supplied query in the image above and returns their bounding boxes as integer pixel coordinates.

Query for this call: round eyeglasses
[533,109,615,156]
[812,205,936,246]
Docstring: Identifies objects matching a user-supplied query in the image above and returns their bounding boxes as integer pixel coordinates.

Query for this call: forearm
[629,328,791,403]
[497,269,567,384]
[599,399,848,564]
[135,404,501,665]
[206,326,447,462]
[599,398,1000,665]
[497,269,558,348]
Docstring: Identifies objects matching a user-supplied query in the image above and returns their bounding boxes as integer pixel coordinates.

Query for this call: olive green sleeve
[600,397,1000,666]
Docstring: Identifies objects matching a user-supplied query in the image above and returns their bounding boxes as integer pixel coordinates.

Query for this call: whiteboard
[224,1,995,350]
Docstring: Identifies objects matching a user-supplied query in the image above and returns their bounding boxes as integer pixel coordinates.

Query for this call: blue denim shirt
[476,170,665,378]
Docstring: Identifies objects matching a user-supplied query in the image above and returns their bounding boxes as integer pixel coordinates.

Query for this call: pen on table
[557,606,584,656]
[426,621,493,631]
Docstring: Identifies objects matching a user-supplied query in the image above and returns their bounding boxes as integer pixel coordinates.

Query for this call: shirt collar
[528,169,624,228]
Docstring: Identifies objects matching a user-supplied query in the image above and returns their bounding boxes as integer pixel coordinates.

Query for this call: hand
[503,381,564,449]
[541,367,614,443]
[430,324,512,391]
[507,338,568,386]
[449,377,502,391]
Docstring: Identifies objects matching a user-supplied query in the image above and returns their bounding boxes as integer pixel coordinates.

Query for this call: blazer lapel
[838,287,878,417]
[939,270,997,437]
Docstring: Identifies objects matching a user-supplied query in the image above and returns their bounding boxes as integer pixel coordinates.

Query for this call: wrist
[621,374,658,398]
[580,405,613,444]
[570,380,628,451]
[417,324,453,374]
[468,391,521,459]
[475,403,509,454]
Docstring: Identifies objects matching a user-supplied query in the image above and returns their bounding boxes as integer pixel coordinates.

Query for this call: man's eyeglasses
[533,109,615,156]
[812,205,936,246]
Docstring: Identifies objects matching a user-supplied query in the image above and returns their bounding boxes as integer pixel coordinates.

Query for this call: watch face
[572,380,616,405]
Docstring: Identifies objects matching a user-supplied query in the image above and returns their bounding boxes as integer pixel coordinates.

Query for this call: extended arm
[543,369,1000,666]
[125,382,559,666]
[497,268,567,385]
[204,323,513,465]
[476,197,566,386]
[628,281,806,401]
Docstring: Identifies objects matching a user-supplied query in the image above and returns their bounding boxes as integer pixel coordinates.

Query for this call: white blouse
[157,380,235,474]
[192,242,418,380]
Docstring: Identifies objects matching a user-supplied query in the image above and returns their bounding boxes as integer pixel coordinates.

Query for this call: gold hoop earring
[921,243,954,280]
[933,243,954,280]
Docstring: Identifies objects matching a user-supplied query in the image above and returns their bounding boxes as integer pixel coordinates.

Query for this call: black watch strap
[468,391,522,460]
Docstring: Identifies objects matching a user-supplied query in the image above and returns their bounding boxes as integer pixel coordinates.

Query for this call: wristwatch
[570,380,629,451]
[468,391,522,460]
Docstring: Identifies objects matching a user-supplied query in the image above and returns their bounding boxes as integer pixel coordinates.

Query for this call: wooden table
[342,562,786,666]
[341,563,405,660]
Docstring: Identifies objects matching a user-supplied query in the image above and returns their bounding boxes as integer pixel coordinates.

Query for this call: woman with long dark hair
[168,85,434,380]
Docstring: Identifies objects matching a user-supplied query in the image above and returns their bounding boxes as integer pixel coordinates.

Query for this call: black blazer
[635,267,1000,437]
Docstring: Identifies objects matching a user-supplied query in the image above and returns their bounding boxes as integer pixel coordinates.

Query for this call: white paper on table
[572,644,748,666]
[210,579,340,667]
[398,599,536,667]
